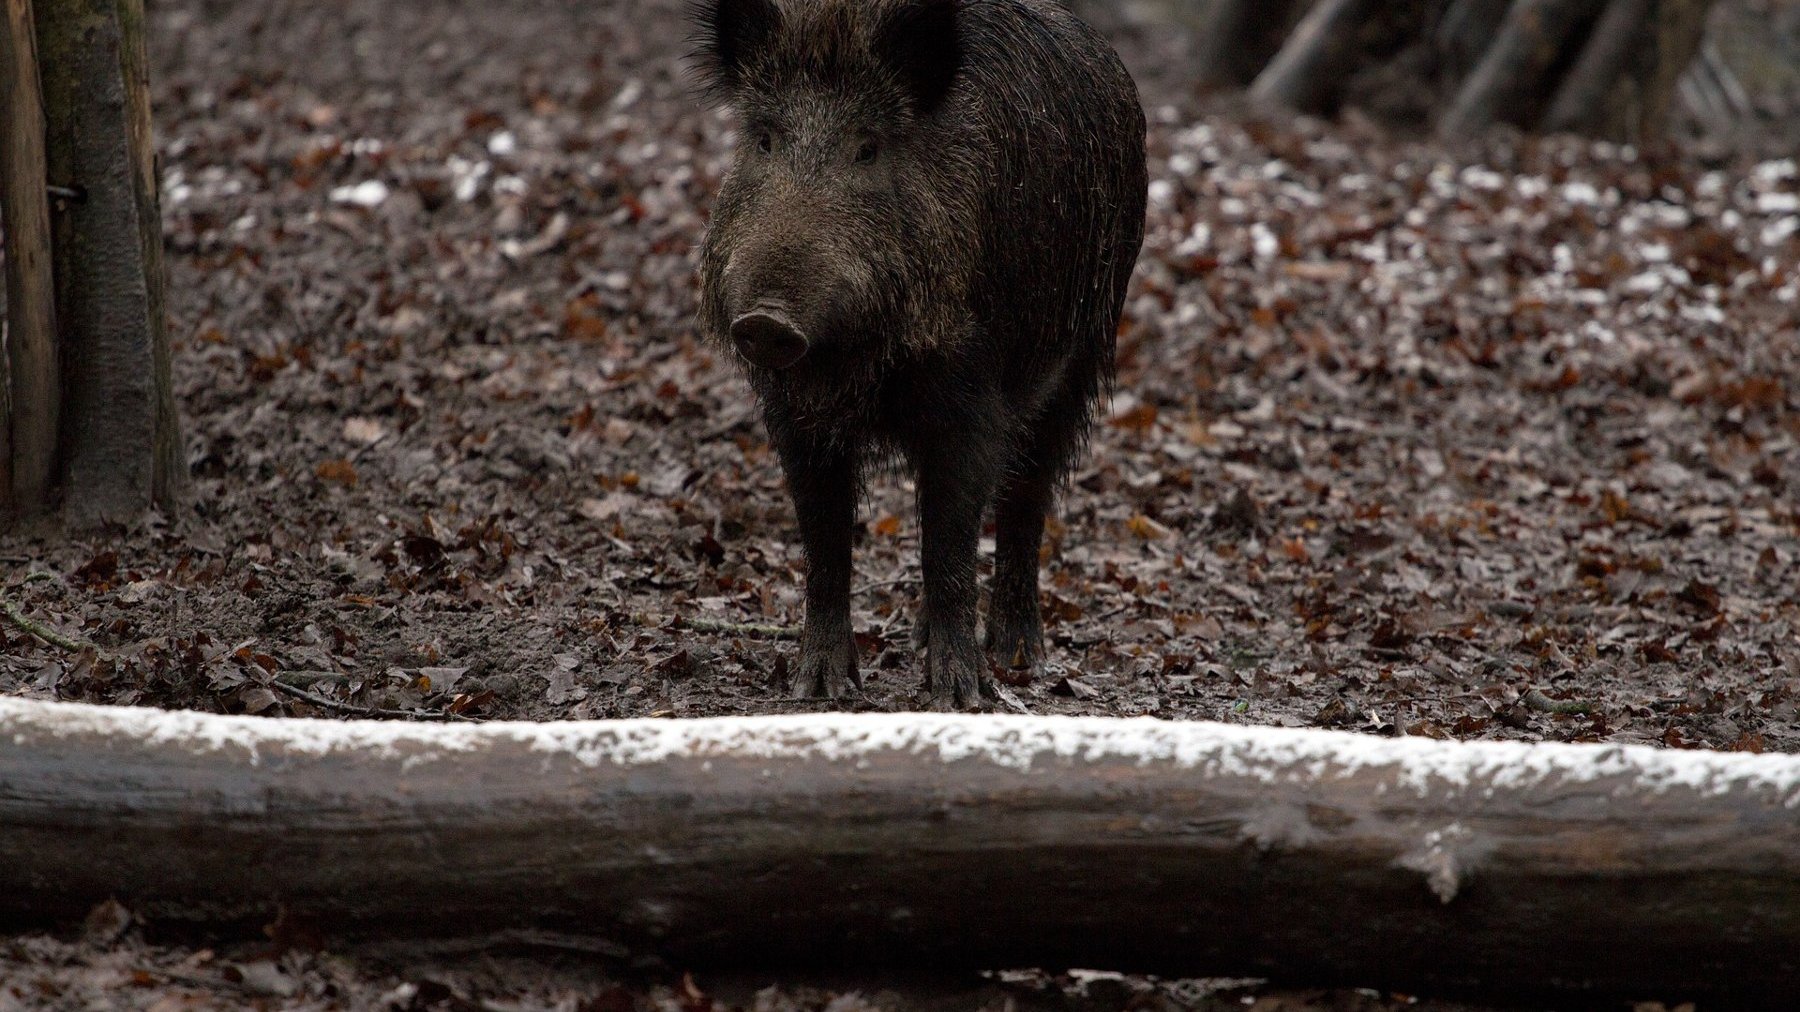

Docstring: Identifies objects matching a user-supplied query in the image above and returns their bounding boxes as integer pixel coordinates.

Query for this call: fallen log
[1,697,1797,1005]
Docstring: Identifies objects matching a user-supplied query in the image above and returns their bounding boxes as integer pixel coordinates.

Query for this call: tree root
[0,592,97,653]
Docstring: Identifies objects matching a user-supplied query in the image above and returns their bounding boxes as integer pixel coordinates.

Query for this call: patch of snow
[451,157,489,202]
[610,79,644,110]
[1559,181,1604,206]
[1514,176,1549,200]
[1459,167,1506,192]
[1251,224,1280,260]
[1756,192,1800,215]
[329,180,390,208]
[1752,159,1797,184]
[3,699,1799,807]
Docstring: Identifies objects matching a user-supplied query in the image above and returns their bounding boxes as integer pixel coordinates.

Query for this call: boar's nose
[730,307,810,370]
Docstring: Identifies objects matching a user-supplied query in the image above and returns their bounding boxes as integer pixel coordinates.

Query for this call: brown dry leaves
[0,0,1794,754]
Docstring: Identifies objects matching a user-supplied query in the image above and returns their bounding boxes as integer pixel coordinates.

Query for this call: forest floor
[2,0,1797,1007]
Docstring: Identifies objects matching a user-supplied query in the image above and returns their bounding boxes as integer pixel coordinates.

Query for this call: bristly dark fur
[686,0,780,98]
[691,0,1148,709]
[871,0,962,112]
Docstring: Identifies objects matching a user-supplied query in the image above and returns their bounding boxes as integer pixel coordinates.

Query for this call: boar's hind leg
[779,443,861,699]
[916,438,1002,711]
[987,384,1086,677]
[986,453,1054,675]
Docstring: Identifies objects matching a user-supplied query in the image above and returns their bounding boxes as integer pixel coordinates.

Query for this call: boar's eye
[755,130,774,153]
[854,138,880,164]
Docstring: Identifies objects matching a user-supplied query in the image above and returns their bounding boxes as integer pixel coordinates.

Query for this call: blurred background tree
[1090,0,1800,144]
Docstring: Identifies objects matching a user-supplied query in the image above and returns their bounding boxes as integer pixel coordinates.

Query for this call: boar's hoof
[984,621,1043,679]
[790,634,860,700]
[924,645,987,712]
[731,308,809,370]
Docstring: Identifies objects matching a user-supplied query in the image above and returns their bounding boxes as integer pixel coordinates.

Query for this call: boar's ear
[691,0,782,92]
[874,0,962,114]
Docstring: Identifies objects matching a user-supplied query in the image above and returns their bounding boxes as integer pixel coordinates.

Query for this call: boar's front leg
[915,437,1001,711]
[777,440,861,700]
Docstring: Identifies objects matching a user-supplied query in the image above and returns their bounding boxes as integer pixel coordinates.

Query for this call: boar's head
[692,0,980,374]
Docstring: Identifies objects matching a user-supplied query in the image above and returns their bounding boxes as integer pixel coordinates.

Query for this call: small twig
[346,432,392,465]
[0,594,97,653]
[1522,687,1595,716]
[358,928,630,962]
[876,606,911,642]
[663,581,913,642]
[131,966,258,996]
[273,670,350,688]
[680,617,800,641]
[855,576,916,596]
[269,679,479,722]
[1090,602,1135,625]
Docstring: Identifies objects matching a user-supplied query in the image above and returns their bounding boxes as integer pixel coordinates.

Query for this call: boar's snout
[730,305,810,370]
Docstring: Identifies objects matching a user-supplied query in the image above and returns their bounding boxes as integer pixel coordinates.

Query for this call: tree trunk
[32,0,181,527]
[1250,0,1382,113]
[1439,0,1609,138]
[1544,0,1717,139]
[1192,0,1307,91]
[0,0,59,518]
[1434,0,1512,81]
[1214,0,1720,141]
[2,698,1798,1006]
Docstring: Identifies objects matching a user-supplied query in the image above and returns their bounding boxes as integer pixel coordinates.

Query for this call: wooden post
[33,0,182,527]
[0,0,60,518]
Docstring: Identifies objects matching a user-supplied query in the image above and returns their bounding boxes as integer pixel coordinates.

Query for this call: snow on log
[1,697,1798,1003]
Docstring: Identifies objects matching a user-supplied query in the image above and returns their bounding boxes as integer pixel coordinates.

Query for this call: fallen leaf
[315,459,359,487]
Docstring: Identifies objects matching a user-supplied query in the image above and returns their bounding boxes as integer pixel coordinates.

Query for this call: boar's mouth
[730,304,811,370]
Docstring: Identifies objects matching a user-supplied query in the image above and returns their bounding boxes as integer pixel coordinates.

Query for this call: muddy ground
[2,0,1797,1007]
